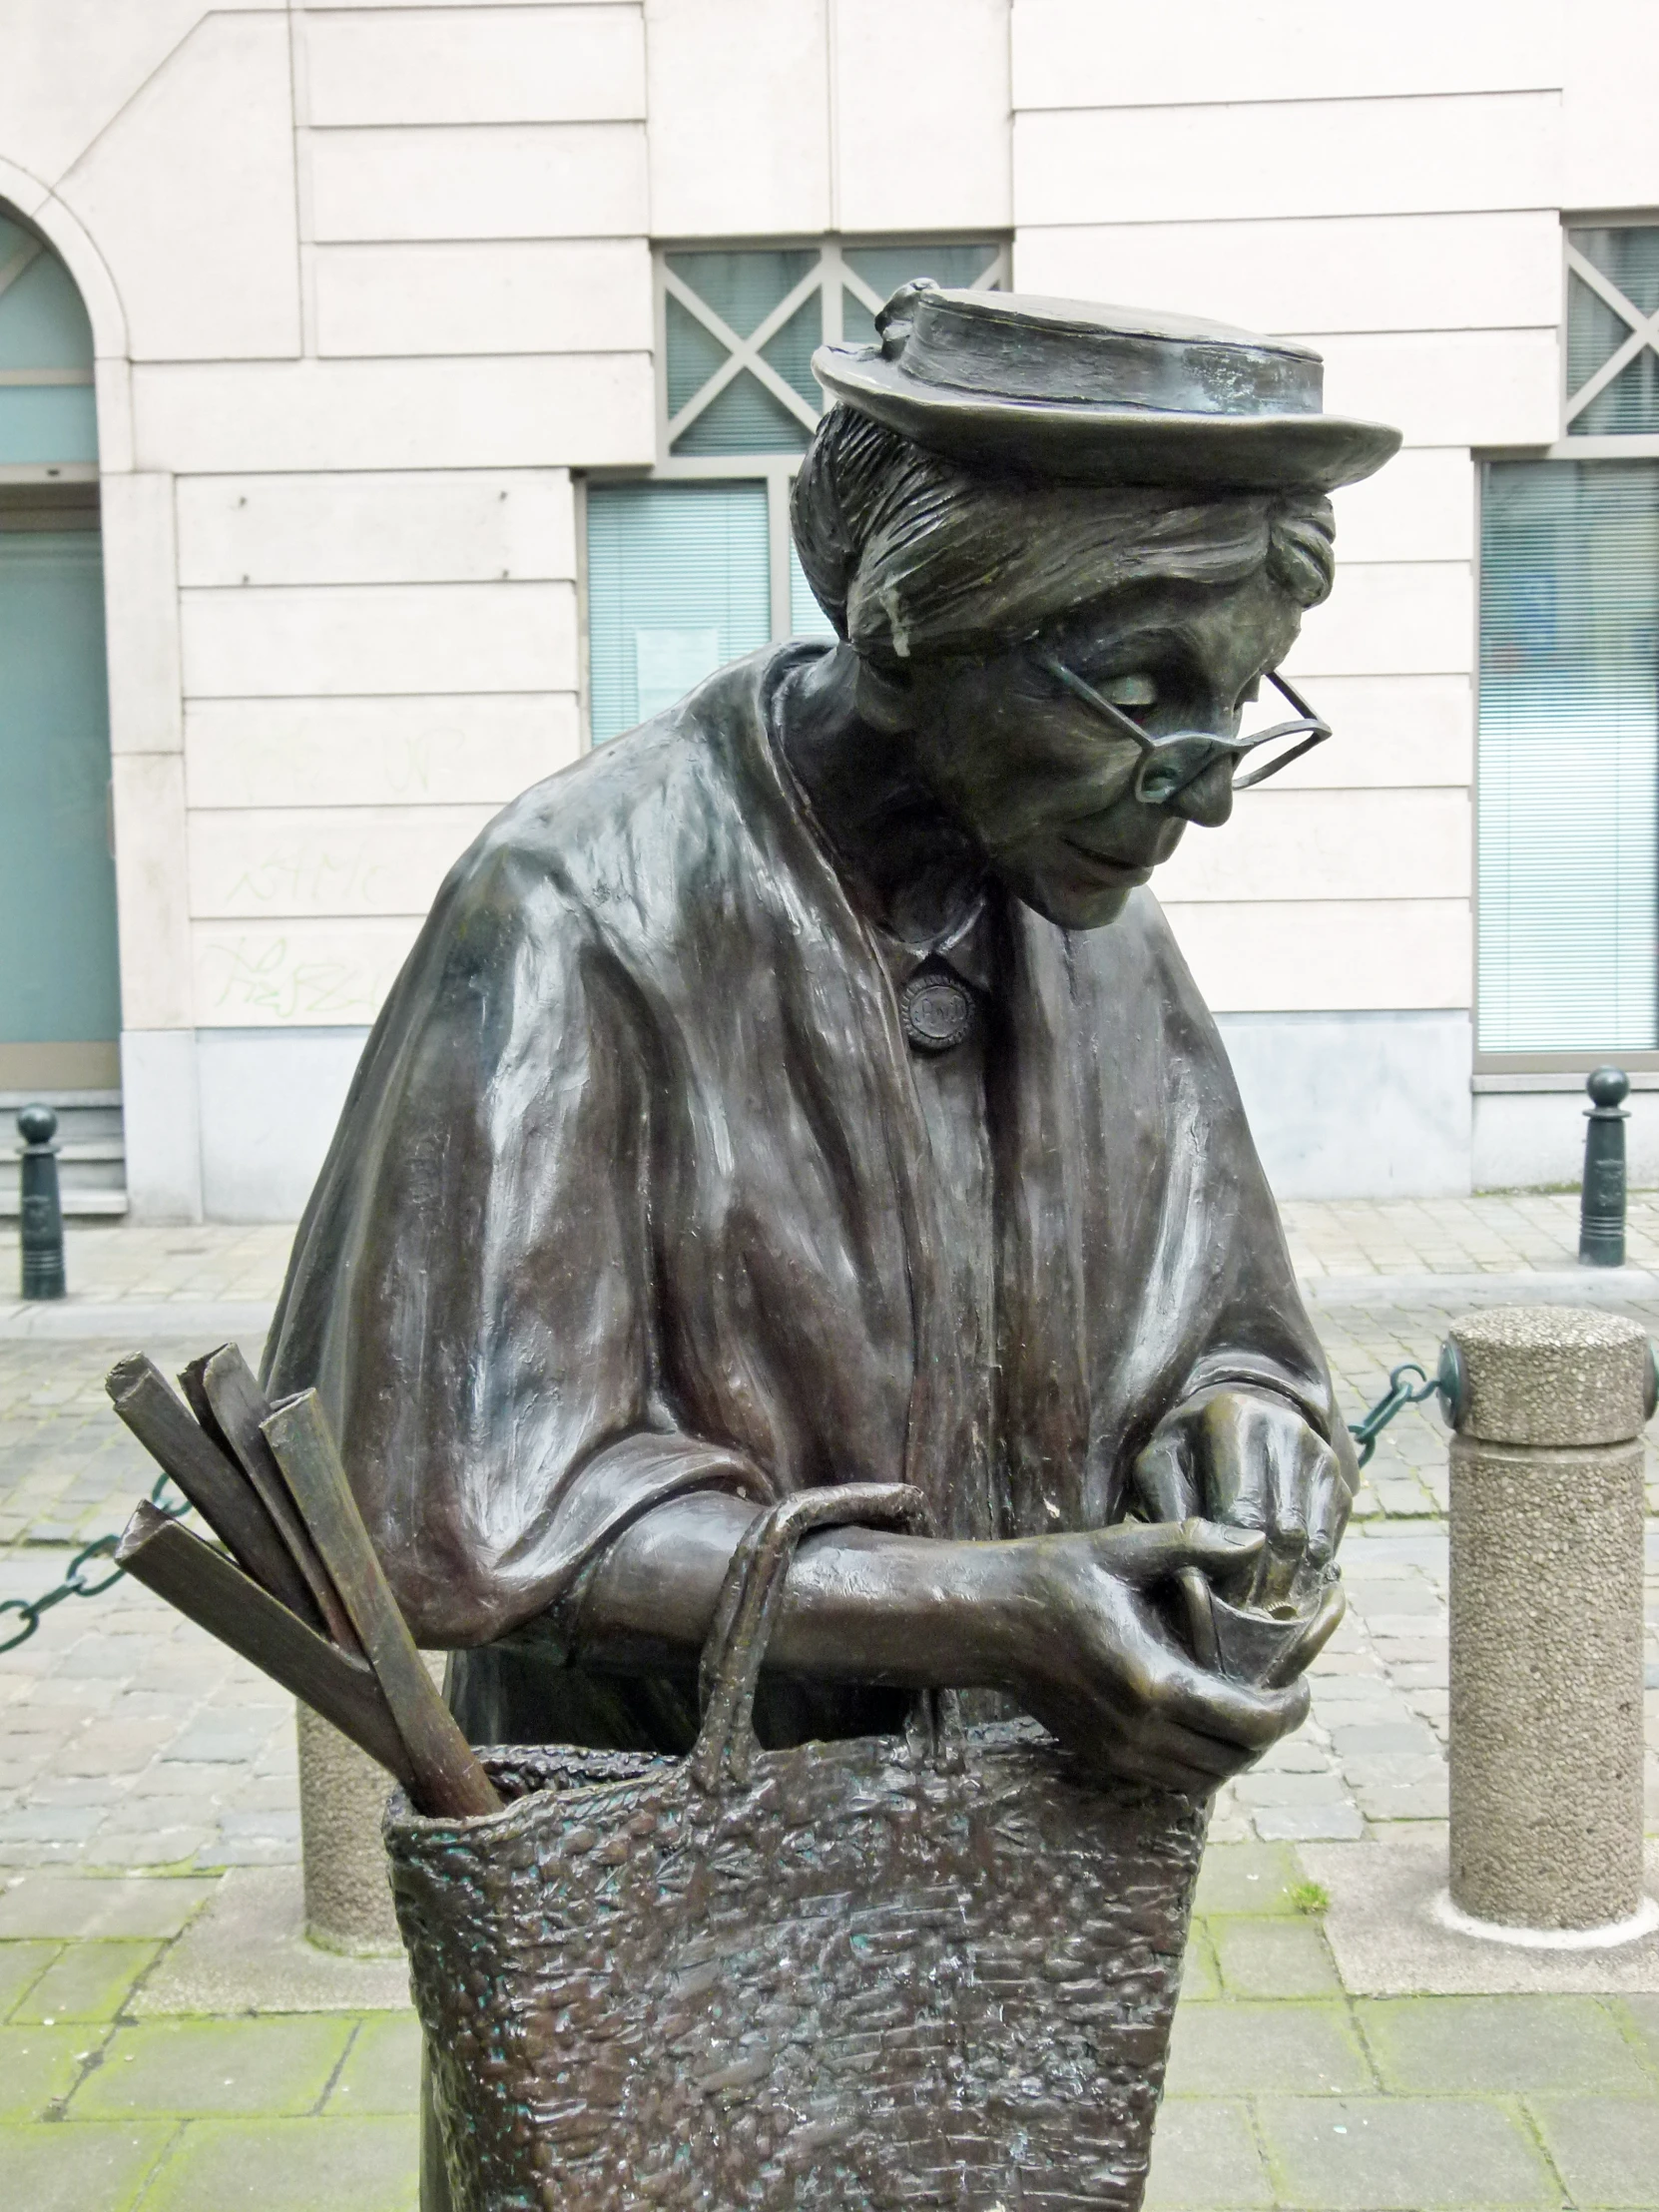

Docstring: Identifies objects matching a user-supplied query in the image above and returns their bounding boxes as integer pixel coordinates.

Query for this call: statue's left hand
[1131,1387,1353,1611]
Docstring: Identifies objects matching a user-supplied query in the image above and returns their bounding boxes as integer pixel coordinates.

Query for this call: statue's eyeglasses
[1026,645,1332,810]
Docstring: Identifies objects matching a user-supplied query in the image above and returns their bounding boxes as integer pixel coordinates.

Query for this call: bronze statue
[261,284,1399,2208]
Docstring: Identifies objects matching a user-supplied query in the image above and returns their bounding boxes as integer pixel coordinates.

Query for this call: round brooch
[899,970,975,1054]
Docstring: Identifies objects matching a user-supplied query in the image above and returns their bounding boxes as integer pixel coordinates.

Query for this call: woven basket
[385,1486,1208,2212]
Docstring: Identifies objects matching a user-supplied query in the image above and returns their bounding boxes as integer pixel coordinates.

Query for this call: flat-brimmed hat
[812,282,1399,493]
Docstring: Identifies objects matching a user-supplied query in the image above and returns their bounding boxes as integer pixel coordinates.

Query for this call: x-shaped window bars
[1565,239,1659,429]
[661,244,1005,453]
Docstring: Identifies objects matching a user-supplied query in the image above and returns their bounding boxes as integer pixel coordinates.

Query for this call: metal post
[1444,1305,1656,1941]
[17,1105,66,1302]
[1579,1065,1629,1267]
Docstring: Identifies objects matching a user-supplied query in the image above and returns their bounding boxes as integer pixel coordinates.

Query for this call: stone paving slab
[1252,2092,1560,2208]
[135,1868,411,2015]
[0,1873,219,1939]
[3,2118,179,2212]
[1356,1992,1657,2094]
[1303,1835,1659,1996]
[77,2013,353,2119]
[1531,2096,1659,2211]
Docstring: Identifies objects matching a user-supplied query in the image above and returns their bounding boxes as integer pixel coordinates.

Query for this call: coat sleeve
[261,824,772,1648]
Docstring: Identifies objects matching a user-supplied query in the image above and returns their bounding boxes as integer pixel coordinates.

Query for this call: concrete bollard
[1445,1305,1656,1941]
[297,1648,450,1952]
[297,1702,402,1952]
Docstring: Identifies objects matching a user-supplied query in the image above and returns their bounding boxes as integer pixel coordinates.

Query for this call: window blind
[1477,459,1659,1053]
[586,482,770,743]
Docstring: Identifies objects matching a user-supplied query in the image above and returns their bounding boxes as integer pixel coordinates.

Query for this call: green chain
[0,1472,185,1654]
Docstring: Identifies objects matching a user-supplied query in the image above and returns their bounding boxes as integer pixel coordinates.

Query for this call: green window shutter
[586,482,771,743]
[1477,459,1659,1053]
[0,215,98,467]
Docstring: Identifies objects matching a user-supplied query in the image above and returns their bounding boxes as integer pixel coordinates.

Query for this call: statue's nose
[1166,758,1235,828]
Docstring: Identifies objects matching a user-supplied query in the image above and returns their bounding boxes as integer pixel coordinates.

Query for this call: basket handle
[690,1482,962,1792]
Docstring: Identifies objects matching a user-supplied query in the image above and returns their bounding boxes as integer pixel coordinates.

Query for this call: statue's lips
[1057,835,1154,888]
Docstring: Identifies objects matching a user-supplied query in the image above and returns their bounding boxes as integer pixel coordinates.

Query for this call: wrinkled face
[903,567,1305,929]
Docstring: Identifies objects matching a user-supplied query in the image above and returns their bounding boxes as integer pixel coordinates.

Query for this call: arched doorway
[0,202,123,1212]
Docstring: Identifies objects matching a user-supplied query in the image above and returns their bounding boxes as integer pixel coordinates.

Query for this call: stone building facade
[2,1,1657,1217]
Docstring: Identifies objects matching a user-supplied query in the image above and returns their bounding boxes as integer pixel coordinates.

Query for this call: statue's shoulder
[442,650,790,930]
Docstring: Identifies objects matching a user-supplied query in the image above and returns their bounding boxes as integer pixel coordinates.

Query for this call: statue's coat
[264,646,1340,1715]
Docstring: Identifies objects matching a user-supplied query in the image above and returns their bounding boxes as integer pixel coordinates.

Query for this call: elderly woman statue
[266,287,1398,1800]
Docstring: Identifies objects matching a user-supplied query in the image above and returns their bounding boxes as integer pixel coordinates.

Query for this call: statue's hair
[792,405,1336,662]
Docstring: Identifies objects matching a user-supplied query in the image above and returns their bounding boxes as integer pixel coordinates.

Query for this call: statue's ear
[852,654,915,734]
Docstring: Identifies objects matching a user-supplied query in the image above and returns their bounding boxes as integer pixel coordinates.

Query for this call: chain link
[0,1473,186,1655]
[1347,1361,1441,1470]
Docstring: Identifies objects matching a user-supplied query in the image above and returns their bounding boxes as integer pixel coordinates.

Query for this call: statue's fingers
[1132,1636,1311,1751]
[1107,1516,1264,1588]
[1130,1430,1199,1524]
[1305,1446,1351,1570]
[1134,1709,1263,1781]
[1193,1394,1265,1529]
[1259,1428,1331,1606]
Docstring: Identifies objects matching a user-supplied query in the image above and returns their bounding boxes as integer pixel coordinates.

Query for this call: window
[0,206,96,471]
[1477,461,1659,1053]
[1475,223,1659,1063]
[1565,226,1659,438]
[583,238,1007,744]
[0,204,119,1095]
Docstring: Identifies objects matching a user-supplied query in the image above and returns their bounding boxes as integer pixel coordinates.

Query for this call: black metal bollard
[1579,1066,1630,1268]
[17,1105,66,1301]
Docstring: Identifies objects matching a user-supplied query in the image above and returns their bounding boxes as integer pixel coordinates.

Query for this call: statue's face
[905,567,1305,929]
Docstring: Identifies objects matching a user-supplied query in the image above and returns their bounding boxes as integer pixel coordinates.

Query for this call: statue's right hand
[1007,1519,1310,1794]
